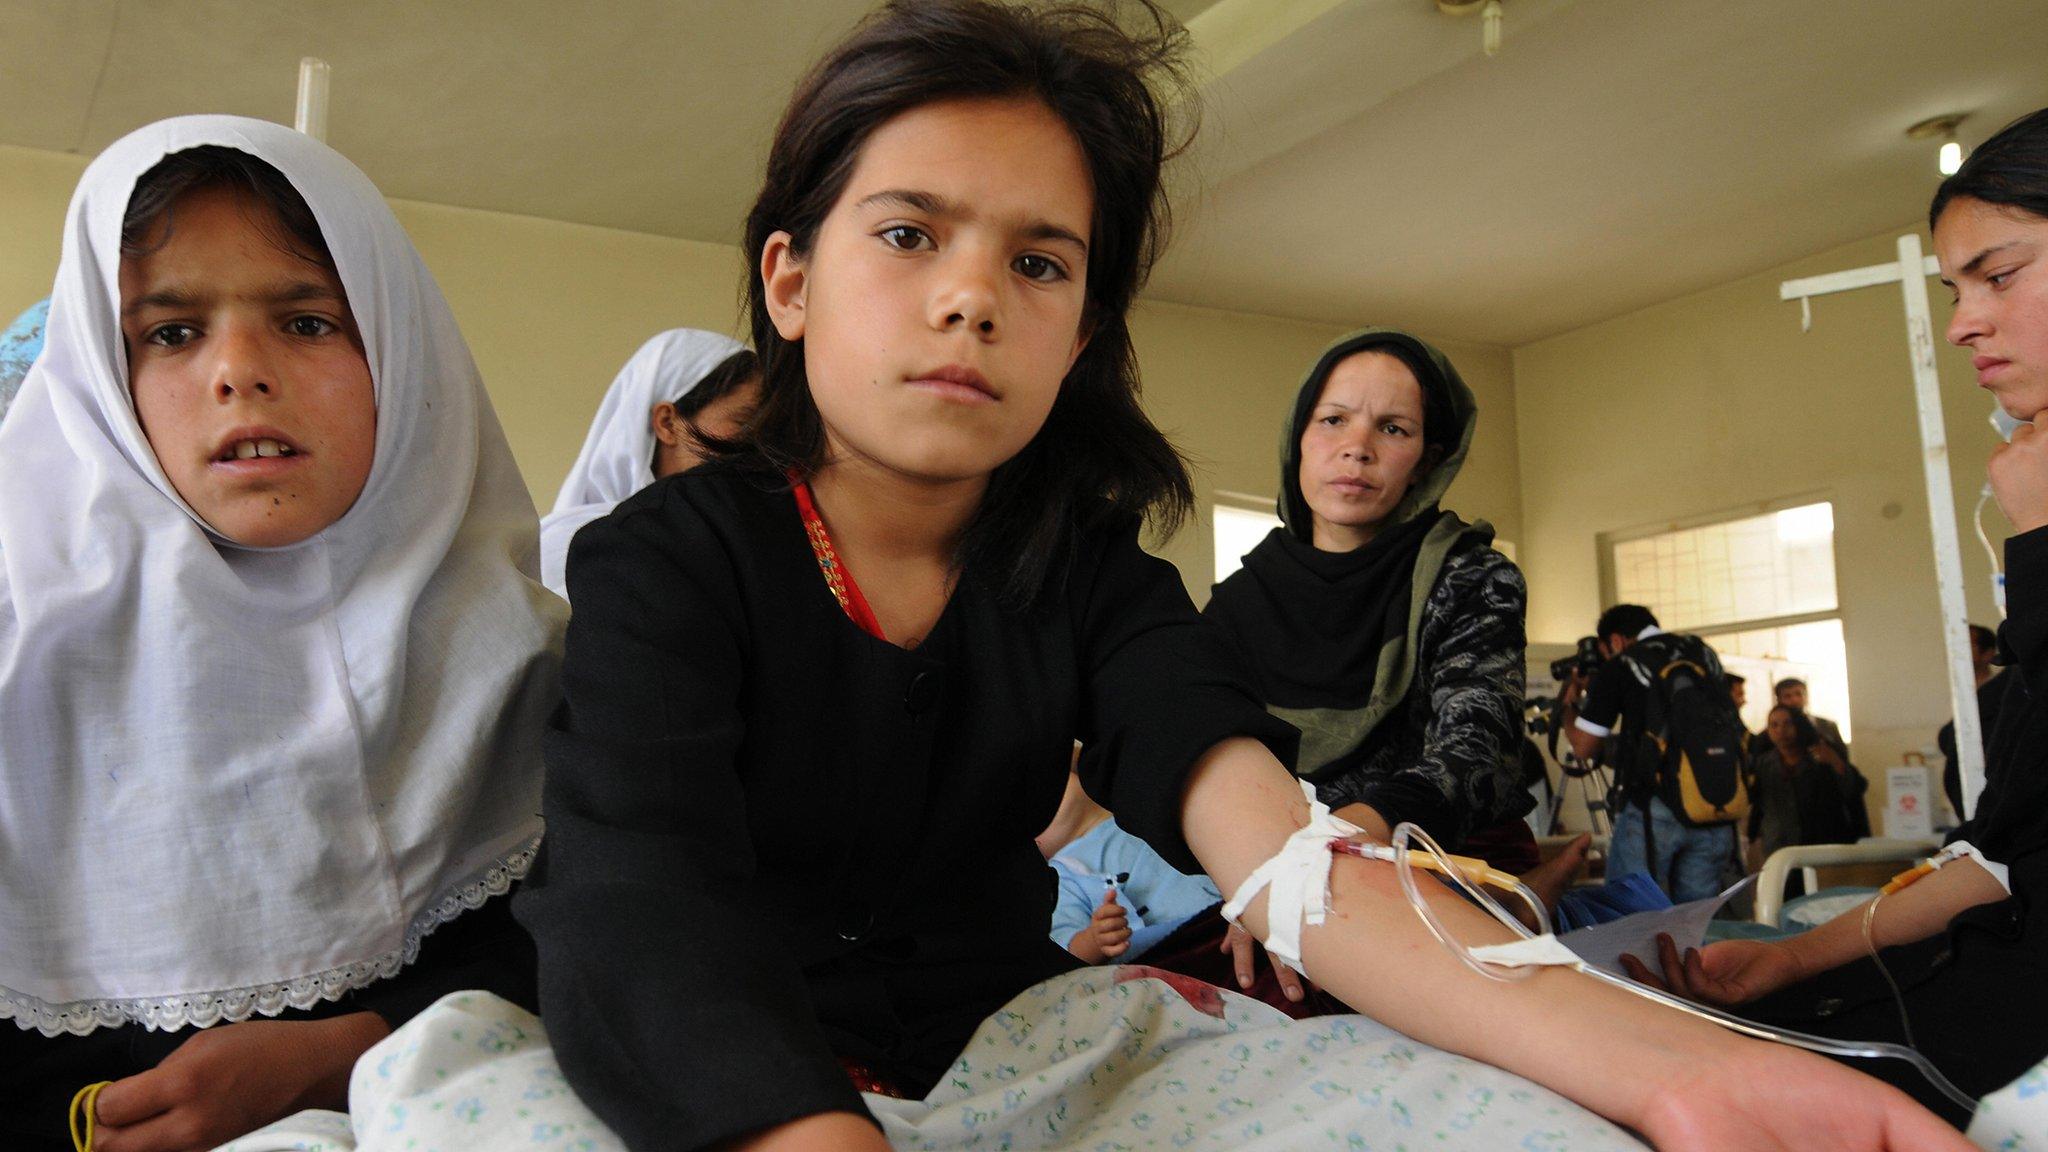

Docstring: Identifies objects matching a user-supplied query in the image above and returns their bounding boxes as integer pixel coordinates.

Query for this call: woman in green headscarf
[1205,328,1537,862]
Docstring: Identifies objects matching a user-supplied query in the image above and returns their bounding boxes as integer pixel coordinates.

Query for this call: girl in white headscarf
[0,116,563,1151]
[540,329,756,598]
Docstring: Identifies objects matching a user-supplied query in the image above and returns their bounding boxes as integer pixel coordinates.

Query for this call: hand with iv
[1622,847,2013,1007]
[1183,738,1973,1151]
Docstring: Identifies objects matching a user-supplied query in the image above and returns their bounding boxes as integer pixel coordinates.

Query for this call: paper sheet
[1558,876,1754,977]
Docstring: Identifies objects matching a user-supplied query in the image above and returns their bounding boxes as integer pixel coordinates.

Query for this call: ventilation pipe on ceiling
[1437,0,1504,57]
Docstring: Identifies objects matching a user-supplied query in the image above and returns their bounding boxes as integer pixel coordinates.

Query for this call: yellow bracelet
[69,1081,113,1152]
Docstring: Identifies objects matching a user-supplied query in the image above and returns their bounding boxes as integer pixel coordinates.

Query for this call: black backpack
[1622,639,1750,828]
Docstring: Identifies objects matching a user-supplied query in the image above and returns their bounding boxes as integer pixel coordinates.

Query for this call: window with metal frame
[1602,500,1850,741]
[1213,494,1282,583]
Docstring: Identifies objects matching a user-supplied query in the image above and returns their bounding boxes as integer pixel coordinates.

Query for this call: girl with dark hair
[1633,106,2048,1128]
[334,5,1962,1152]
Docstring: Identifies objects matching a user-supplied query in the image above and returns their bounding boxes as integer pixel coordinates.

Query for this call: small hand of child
[88,1012,390,1152]
[1068,888,1131,963]
[1989,415,2048,534]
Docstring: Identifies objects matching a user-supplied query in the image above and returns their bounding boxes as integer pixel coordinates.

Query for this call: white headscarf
[540,328,745,597]
[0,116,565,1036]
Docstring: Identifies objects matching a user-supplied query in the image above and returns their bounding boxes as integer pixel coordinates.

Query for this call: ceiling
[6,0,2047,346]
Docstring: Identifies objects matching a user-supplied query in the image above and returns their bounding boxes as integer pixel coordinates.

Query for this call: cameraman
[1562,604,1738,901]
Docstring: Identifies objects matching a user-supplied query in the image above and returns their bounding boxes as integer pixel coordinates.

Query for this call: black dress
[1747,526,2048,1126]
[513,462,1296,1152]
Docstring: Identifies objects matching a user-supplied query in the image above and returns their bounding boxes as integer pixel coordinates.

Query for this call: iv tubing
[1975,484,2008,617]
[1380,819,1978,1113]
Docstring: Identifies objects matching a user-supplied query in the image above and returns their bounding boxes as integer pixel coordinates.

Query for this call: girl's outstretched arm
[1178,736,1973,1152]
[1629,857,2008,1008]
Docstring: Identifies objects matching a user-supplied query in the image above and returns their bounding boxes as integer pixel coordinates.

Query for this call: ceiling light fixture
[1907,113,1969,177]
[1437,0,1505,57]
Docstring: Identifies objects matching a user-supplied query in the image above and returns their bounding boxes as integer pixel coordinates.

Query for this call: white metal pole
[1779,255,1940,303]
[1896,234,1988,815]
[295,58,330,141]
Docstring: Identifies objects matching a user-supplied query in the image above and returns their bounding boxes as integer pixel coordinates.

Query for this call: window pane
[1214,505,1282,582]
[1612,502,1837,632]
[1703,618,1852,745]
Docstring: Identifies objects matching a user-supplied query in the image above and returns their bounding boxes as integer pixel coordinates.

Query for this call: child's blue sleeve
[1098,819,1222,926]
[1047,858,1098,949]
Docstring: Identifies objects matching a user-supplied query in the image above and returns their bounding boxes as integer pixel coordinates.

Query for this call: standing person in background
[1564,604,1746,902]
[1747,706,1870,888]
[1775,677,1849,763]
[1729,672,1771,756]
[1938,623,2006,817]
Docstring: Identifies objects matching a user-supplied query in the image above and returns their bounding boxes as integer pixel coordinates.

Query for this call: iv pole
[1778,238,1986,817]
[295,58,330,141]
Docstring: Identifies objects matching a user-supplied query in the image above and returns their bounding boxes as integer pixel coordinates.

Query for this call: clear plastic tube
[1383,820,1979,1114]
[1382,822,1547,982]
[1863,894,1919,1051]
[1976,484,2008,617]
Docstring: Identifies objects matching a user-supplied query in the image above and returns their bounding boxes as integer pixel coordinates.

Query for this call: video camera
[1547,635,1603,684]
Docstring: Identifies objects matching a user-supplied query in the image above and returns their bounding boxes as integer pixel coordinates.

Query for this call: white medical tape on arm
[1938,839,2012,894]
[1219,779,1363,971]
[1466,934,1582,970]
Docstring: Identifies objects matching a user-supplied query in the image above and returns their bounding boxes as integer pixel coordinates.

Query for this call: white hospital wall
[0,142,1527,602]
[1512,224,2010,795]
[387,201,746,511]
[0,145,82,329]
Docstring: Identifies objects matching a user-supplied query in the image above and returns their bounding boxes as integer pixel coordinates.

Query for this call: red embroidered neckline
[791,477,886,642]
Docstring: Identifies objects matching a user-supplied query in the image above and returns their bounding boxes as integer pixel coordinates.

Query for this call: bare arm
[1331,801,1391,842]
[1783,857,2009,978]
[732,1114,892,1152]
[1181,737,1969,1151]
[92,1014,391,1152]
